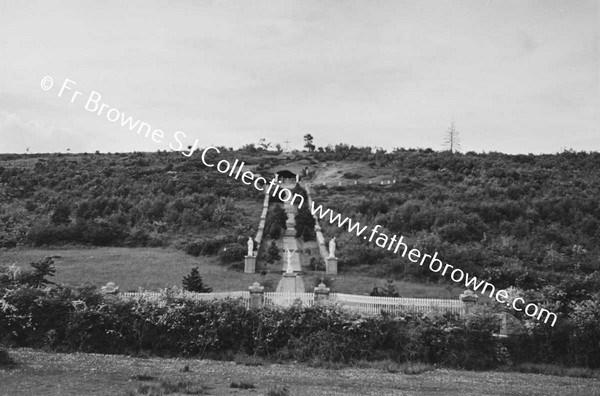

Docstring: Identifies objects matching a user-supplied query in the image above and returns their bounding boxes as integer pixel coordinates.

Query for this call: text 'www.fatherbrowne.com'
[309,202,558,327]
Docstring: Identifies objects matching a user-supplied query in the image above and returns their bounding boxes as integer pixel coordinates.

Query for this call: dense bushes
[0,280,495,367]
[27,219,129,246]
[1,151,261,250]
[311,149,600,297]
[185,235,239,257]
[2,274,600,369]
[218,243,246,264]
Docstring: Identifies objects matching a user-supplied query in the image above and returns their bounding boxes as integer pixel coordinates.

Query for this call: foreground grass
[1,349,600,396]
[0,247,464,297]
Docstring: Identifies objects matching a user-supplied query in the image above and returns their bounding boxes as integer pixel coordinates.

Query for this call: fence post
[460,290,478,315]
[314,282,331,303]
[248,282,265,309]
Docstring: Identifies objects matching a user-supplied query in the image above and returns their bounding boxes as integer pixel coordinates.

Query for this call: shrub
[185,240,204,257]
[267,241,281,264]
[182,267,212,293]
[269,225,282,240]
[218,243,246,264]
[568,296,600,367]
[230,381,255,389]
[132,380,211,395]
[293,189,315,241]
[267,386,290,396]
[399,362,435,375]
[370,279,399,297]
[185,235,239,257]
[342,172,362,179]
[2,279,599,370]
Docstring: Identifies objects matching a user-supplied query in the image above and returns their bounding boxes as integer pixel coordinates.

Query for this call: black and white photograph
[0,0,599,395]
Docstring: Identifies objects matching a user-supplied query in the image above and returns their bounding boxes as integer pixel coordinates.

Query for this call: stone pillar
[460,290,479,315]
[244,255,256,273]
[498,312,526,336]
[314,282,331,302]
[248,282,264,309]
[326,257,338,275]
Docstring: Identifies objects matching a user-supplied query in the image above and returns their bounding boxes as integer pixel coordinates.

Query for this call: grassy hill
[1,147,599,304]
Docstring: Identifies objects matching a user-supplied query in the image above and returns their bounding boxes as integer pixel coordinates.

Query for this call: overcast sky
[0,0,598,154]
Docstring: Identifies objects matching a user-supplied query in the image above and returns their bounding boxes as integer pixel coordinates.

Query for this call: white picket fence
[264,292,315,307]
[120,291,464,316]
[332,293,464,316]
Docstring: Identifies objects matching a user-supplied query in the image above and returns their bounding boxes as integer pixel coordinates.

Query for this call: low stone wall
[305,184,330,262]
[254,192,270,253]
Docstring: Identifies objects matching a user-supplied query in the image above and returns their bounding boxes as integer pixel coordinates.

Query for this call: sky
[0,0,598,154]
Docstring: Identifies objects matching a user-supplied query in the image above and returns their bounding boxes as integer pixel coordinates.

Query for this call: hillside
[1,147,599,309]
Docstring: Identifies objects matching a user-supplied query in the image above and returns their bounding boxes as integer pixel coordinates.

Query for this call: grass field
[2,348,600,396]
[0,247,465,297]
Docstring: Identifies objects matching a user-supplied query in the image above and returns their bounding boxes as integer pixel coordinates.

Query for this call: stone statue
[247,236,254,256]
[285,246,297,273]
[328,237,336,258]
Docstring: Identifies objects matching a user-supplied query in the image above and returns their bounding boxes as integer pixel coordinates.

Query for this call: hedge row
[1,284,599,368]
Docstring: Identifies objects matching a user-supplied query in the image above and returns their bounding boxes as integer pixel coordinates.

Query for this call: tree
[241,143,257,153]
[266,204,288,240]
[258,138,271,150]
[272,204,288,230]
[182,267,212,292]
[370,279,399,297]
[443,120,461,153]
[267,240,281,264]
[269,224,282,240]
[303,134,315,152]
[15,257,56,287]
[294,205,316,241]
